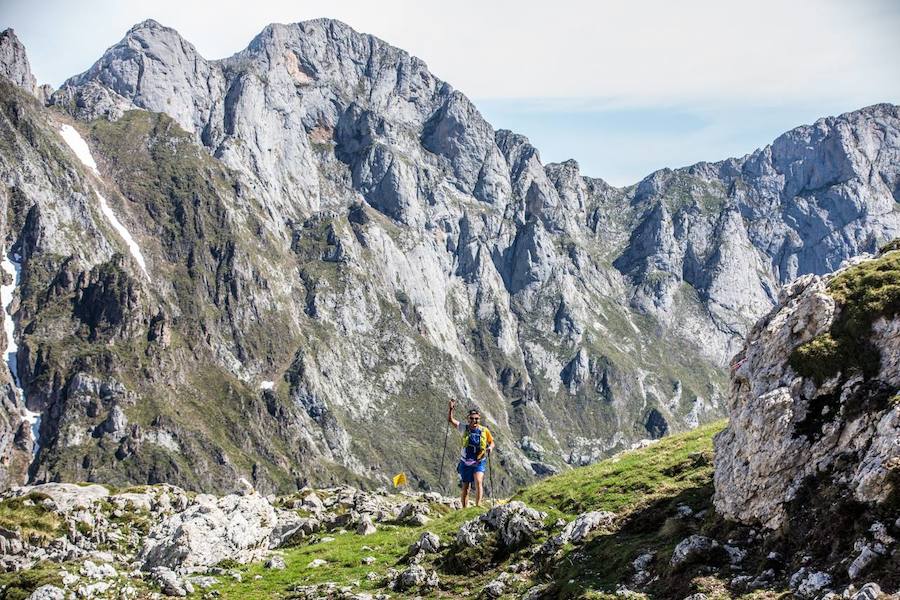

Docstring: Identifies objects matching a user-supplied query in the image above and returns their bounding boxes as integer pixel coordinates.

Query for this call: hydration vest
[461,426,489,461]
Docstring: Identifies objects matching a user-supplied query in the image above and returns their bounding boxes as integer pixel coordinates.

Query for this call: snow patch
[59,124,99,174]
[95,191,149,276]
[58,124,149,278]
[1,253,41,456]
[260,381,275,390]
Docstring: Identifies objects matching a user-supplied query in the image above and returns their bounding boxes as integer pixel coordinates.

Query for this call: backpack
[461,426,490,461]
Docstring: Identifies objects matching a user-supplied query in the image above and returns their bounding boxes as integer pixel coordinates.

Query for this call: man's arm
[447,398,460,428]
[486,428,495,454]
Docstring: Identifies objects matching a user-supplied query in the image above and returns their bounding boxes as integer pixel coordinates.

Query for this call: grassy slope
[205,420,727,600]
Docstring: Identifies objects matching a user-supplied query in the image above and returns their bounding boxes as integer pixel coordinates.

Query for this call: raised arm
[447,398,460,428]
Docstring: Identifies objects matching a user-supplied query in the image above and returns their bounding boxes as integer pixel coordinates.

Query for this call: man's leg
[461,482,469,508]
[474,471,484,506]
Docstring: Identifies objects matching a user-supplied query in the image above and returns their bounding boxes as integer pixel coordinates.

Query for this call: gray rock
[151,566,194,597]
[456,519,489,548]
[850,583,882,600]
[188,576,219,590]
[521,585,549,600]
[80,560,117,579]
[409,531,440,554]
[139,493,277,570]
[27,585,65,600]
[847,546,881,580]
[14,483,109,511]
[0,29,38,95]
[482,578,505,598]
[714,254,900,529]
[356,514,376,536]
[554,511,615,545]
[393,564,437,591]
[265,555,286,570]
[478,501,547,549]
[632,551,655,572]
[669,535,720,567]
[789,568,832,599]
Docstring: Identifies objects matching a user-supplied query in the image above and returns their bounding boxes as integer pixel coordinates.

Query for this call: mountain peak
[0,27,38,95]
[128,18,167,32]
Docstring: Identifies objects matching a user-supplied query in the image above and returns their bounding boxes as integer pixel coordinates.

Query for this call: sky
[3,0,899,186]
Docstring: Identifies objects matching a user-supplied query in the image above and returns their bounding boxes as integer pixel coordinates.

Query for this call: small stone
[789,568,832,599]
[308,558,327,568]
[848,546,880,580]
[410,513,430,526]
[356,515,377,536]
[264,555,286,570]
[482,579,505,598]
[27,585,65,600]
[670,535,720,567]
[362,556,376,565]
[408,531,440,555]
[851,583,882,600]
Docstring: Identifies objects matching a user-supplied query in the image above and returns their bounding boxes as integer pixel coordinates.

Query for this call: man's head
[467,408,481,425]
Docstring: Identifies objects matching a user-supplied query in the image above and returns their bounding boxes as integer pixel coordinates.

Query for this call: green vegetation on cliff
[790,245,900,384]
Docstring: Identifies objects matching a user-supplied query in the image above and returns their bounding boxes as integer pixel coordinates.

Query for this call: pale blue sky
[3,0,899,186]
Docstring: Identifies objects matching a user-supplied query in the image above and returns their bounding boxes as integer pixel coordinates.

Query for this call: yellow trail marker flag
[392,472,407,488]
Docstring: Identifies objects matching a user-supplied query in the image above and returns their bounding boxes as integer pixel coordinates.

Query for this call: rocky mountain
[4,239,899,598]
[0,19,897,496]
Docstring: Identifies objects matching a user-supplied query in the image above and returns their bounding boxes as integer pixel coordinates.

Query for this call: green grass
[514,420,725,517]
[202,423,727,599]
[0,494,62,545]
[210,507,486,599]
[790,246,900,384]
[0,562,64,600]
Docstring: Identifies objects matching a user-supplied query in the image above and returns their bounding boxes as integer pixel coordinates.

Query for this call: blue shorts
[457,459,487,483]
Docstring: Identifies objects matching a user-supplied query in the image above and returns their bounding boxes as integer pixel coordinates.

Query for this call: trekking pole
[437,420,449,495]
[488,451,495,508]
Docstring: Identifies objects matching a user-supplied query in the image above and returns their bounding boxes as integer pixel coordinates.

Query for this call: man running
[448,398,494,507]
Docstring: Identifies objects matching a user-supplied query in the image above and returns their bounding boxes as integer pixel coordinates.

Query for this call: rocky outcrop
[714,247,900,529]
[139,492,278,571]
[0,29,37,96]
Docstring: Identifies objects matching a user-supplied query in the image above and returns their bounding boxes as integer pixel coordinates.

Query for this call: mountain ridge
[0,22,897,496]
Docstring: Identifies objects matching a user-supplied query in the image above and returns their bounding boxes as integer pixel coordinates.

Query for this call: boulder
[714,260,900,530]
[27,586,65,600]
[269,509,308,548]
[16,483,109,511]
[480,501,547,549]
[851,583,883,600]
[139,493,277,571]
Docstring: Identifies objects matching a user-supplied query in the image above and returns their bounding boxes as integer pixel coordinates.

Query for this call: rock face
[0,18,897,494]
[615,108,900,362]
[714,248,899,531]
[0,29,37,96]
